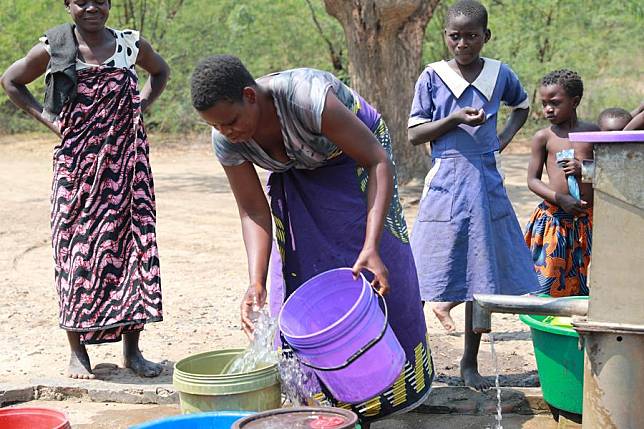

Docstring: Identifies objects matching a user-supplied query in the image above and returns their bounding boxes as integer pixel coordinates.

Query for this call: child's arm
[630,102,644,118]
[135,37,170,112]
[498,64,530,151]
[527,130,556,203]
[0,44,60,136]
[408,107,485,146]
[498,107,529,152]
[624,109,644,130]
[527,129,586,215]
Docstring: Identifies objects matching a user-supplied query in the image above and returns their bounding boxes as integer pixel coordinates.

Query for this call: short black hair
[597,108,632,130]
[598,107,632,123]
[64,0,111,4]
[540,69,584,99]
[446,0,488,29]
[190,55,256,111]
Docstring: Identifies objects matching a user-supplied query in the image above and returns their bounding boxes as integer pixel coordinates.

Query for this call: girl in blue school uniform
[408,0,539,390]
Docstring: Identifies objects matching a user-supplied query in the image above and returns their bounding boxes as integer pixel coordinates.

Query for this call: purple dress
[213,69,433,422]
[409,58,539,302]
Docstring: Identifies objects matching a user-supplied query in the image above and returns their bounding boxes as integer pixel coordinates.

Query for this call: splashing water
[223,306,322,408]
[278,351,322,407]
[224,308,278,374]
[488,333,503,429]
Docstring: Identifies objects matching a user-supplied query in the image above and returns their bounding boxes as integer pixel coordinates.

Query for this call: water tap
[581,159,595,183]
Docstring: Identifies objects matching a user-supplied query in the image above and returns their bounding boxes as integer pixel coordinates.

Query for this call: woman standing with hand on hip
[1,0,169,379]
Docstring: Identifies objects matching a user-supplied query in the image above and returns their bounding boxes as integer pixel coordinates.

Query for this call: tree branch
[305,0,343,72]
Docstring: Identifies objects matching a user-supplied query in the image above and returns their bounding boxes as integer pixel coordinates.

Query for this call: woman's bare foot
[123,351,163,378]
[430,302,458,333]
[68,348,95,379]
[460,360,492,391]
[123,331,162,377]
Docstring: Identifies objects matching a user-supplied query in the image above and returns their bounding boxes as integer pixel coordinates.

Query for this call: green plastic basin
[519,296,587,415]
[173,349,281,414]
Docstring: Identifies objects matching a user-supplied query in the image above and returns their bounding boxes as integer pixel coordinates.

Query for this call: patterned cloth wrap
[524,201,592,297]
[47,28,162,344]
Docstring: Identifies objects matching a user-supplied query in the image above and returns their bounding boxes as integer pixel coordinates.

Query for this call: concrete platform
[2,380,549,415]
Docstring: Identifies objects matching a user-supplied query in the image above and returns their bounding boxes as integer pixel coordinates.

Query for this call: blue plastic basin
[129,411,254,429]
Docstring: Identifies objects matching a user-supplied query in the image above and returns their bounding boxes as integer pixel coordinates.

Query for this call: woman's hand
[46,118,61,138]
[352,247,390,296]
[240,283,267,338]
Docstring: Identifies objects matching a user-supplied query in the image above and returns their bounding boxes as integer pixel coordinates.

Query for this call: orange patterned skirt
[524,201,592,297]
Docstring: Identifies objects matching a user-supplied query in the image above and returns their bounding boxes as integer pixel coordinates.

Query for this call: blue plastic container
[129,411,254,429]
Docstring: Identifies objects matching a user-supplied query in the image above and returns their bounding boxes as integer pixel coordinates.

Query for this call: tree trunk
[324,0,440,182]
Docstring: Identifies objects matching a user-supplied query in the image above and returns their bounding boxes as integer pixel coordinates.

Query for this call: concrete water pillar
[569,131,644,429]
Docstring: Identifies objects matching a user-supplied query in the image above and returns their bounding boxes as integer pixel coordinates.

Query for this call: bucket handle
[289,287,391,372]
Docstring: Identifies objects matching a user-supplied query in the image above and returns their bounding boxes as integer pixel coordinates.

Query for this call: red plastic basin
[0,407,71,429]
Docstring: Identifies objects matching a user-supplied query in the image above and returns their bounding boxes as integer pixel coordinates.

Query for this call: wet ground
[9,400,560,429]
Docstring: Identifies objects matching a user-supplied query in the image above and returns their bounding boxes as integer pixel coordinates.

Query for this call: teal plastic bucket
[129,411,253,428]
[519,296,587,415]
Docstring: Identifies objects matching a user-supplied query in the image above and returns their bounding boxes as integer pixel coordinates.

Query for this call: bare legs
[66,330,162,379]
[123,331,163,377]
[460,302,492,390]
[66,331,95,379]
[426,301,492,391]
[430,301,458,333]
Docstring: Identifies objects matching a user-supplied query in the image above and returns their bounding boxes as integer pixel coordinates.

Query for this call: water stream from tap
[489,333,503,429]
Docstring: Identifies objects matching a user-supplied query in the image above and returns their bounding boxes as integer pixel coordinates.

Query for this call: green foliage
[0,1,67,132]
[0,0,641,135]
[0,0,344,133]
[148,0,345,131]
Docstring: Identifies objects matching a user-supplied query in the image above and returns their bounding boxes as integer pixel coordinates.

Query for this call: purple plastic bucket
[279,268,405,404]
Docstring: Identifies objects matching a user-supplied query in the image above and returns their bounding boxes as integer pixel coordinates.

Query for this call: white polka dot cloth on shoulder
[40,27,140,73]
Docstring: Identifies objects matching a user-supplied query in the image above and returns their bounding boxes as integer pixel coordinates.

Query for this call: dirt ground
[0,133,542,389]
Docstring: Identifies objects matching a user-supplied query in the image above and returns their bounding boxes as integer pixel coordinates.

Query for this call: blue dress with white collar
[408,58,539,301]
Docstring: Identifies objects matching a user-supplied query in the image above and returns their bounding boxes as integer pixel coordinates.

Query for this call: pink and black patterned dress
[42,29,162,344]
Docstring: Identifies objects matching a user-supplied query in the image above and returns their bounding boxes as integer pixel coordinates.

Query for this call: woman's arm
[0,43,60,136]
[498,107,529,152]
[320,91,394,294]
[223,162,272,336]
[135,37,170,112]
[408,107,485,146]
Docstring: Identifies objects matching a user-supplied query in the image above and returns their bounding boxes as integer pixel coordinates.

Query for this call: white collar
[428,57,501,101]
